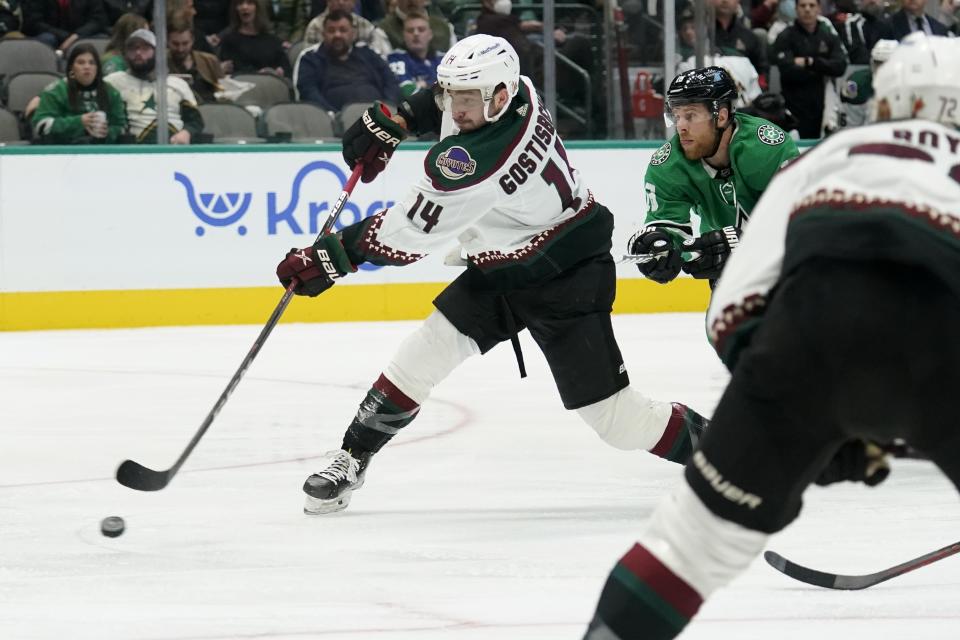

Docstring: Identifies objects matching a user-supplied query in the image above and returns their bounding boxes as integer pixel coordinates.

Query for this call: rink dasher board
[0,142,736,330]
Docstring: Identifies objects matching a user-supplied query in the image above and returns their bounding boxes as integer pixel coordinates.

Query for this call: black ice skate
[302,449,371,515]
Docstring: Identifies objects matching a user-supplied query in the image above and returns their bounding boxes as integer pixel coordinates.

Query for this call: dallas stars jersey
[104,71,199,142]
[708,120,960,368]
[340,75,612,289]
[641,112,799,245]
[32,78,127,143]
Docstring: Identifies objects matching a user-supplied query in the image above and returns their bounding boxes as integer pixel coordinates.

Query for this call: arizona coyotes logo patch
[436,146,477,180]
[757,124,785,146]
[651,142,672,165]
[843,80,859,99]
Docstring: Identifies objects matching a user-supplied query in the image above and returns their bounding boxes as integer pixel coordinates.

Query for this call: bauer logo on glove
[682,226,740,280]
[276,234,357,297]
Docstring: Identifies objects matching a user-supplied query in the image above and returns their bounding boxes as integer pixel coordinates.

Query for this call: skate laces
[316,450,358,483]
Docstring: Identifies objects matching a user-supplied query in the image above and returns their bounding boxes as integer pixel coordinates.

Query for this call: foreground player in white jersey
[276,34,709,515]
[585,33,960,639]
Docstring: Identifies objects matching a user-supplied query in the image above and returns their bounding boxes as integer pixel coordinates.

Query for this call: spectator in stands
[168,15,223,103]
[387,10,443,97]
[1,0,22,37]
[751,0,780,30]
[830,0,893,64]
[766,0,796,43]
[889,0,951,39]
[773,0,847,138]
[166,0,217,53]
[379,0,454,54]
[711,0,769,79]
[939,0,960,34]
[102,0,149,27]
[102,13,148,75]
[194,0,229,47]
[23,0,107,52]
[475,0,540,81]
[677,10,696,58]
[219,0,291,76]
[295,9,399,112]
[272,0,309,43]
[740,90,799,138]
[303,0,391,56]
[310,0,384,22]
[32,43,125,143]
[105,28,204,143]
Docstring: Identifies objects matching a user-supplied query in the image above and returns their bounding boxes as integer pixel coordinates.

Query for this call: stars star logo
[378,151,390,166]
[757,124,785,146]
[295,249,312,266]
[141,92,157,113]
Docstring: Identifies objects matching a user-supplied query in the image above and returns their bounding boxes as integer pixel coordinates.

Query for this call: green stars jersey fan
[642,112,799,246]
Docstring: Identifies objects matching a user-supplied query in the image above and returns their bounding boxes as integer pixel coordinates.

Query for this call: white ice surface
[1,313,958,640]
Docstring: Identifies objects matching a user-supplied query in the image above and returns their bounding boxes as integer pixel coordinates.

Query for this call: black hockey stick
[764,541,960,590]
[116,163,365,492]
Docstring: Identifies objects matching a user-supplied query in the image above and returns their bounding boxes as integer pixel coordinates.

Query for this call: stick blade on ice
[116,459,171,491]
[764,550,843,589]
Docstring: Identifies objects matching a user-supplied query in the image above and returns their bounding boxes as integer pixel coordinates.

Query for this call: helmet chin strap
[483,93,511,123]
[704,108,732,161]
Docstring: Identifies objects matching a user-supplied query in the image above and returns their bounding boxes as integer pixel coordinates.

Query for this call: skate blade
[303,489,353,515]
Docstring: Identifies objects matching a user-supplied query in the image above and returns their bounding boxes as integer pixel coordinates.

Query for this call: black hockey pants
[686,258,960,533]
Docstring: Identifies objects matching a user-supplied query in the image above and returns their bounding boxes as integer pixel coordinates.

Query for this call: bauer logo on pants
[692,450,763,509]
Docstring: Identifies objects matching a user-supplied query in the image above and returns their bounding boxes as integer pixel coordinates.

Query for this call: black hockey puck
[100,516,125,538]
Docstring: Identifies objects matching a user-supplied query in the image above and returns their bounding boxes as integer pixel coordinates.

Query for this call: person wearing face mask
[32,43,126,144]
[378,0,456,54]
[104,29,204,144]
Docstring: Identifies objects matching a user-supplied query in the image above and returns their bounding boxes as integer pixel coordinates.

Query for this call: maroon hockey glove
[276,234,356,297]
[815,440,890,487]
[341,101,407,184]
[682,226,739,280]
[628,228,683,284]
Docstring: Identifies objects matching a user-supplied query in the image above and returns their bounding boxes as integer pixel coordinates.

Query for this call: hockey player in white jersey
[585,33,960,639]
[276,34,709,515]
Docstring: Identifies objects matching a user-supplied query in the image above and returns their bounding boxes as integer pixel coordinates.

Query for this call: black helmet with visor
[664,66,738,129]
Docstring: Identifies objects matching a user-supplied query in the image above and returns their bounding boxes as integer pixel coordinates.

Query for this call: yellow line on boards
[0,279,710,331]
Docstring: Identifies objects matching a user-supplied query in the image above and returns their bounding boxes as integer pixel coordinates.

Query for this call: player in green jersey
[629,67,799,284]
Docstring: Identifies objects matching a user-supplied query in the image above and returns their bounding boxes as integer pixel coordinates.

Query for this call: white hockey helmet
[870,39,899,67]
[436,34,520,123]
[871,33,960,127]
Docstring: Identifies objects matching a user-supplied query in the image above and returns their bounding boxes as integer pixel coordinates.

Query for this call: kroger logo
[176,161,394,271]
[175,172,252,236]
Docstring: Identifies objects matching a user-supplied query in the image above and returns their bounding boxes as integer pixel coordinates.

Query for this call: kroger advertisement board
[0,144,720,330]
[0,146,655,292]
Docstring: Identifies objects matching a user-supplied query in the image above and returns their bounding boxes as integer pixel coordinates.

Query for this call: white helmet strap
[482,83,511,123]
